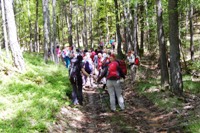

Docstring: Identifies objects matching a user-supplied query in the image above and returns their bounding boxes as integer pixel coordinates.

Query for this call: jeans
[106,79,125,111]
[65,56,70,68]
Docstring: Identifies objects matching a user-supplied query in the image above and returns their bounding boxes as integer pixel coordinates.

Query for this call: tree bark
[68,0,73,47]
[89,4,93,47]
[27,0,33,52]
[1,0,9,57]
[4,0,25,72]
[52,0,57,63]
[42,0,50,63]
[156,0,169,88]
[122,0,129,53]
[189,4,194,61]
[140,3,144,56]
[76,0,80,48]
[133,2,138,55]
[114,0,123,58]
[34,0,39,53]
[168,0,183,96]
[83,0,88,48]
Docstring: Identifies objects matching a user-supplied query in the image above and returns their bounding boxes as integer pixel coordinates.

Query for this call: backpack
[84,61,93,74]
[107,61,120,79]
[134,56,140,66]
[69,59,79,83]
[117,60,127,75]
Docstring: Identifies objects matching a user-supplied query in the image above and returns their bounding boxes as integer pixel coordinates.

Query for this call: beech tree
[42,0,50,63]
[1,0,9,57]
[4,0,25,72]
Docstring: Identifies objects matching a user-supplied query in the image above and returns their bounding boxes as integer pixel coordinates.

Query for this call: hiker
[109,38,115,51]
[127,50,137,83]
[69,54,91,105]
[97,54,125,112]
[97,53,103,78]
[56,45,61,63]
[61,46,71,68]
[83,52,95,88]
[101,50,111,90]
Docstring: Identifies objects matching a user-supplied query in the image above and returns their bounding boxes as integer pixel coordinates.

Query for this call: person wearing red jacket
[97,54,125,112]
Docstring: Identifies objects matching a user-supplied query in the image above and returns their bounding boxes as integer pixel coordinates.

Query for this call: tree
[1,0,9,57]
[42,0,50,63]
[65,0,73,47]
[4,0,25,72]
[156,0,169,88]
[132,2,138,55]
[83,0,88,48]
[34,0,39,53]
[168,0,183,96]
[189,4,194,61]
[52,0,57,63]
[114,0,123,58]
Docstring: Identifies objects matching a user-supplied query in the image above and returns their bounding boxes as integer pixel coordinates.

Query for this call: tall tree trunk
[64,0,73,47]
[34,0,39,53]
[156,0,169,88]
[27,0,33,52]
[89,4,93,47]
[144,0,150,51]
[83,0,88,48]
[68,0,73,47]
[42,0,50,63]
[189,5,194,61]
[133,2,138,55]
[76,0,80,48]
[114,0,123,58]
[127,0,132,51]
[1,0,9,57]
[122,0,129,53]
[168,0,183,96]
[52,0,57,63]
[140,3,144,56]
[4,0,25,72]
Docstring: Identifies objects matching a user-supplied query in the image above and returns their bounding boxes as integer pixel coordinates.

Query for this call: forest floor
[48,56,200,133]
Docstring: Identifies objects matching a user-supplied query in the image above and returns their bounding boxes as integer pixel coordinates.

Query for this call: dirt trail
[48,82,186,133]
[48,57,195,133]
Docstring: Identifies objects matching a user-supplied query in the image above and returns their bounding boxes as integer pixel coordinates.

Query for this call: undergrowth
[135,65,200,132]
[0,52,71,133]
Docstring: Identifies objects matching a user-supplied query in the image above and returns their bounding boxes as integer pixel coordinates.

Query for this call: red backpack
[134,56,140,66]
[107,61,120,79]
[117,60,127,75]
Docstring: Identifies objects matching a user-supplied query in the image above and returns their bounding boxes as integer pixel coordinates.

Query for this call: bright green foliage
[0,52,71,132]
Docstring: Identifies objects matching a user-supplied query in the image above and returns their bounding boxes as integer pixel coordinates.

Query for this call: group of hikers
[57,43,139,112]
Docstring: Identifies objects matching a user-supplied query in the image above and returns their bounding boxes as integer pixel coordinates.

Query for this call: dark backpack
[117,60,127,75]
[69,60,79,82]
[84,61,93,74]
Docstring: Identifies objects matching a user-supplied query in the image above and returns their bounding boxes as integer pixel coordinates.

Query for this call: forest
[0,0,200,132]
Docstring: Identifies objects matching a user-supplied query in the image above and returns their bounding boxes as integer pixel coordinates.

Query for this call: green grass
[183,75,200,93]
[0,52,71,133]
[136,79,182,111]
[186,120,200,133]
